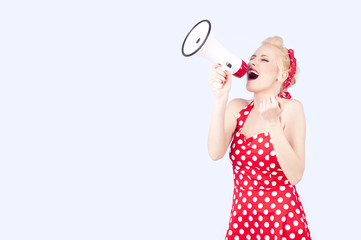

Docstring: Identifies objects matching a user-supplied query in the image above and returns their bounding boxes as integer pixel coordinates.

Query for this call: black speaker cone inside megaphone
[182,20,211,57]
[181,19,248,84]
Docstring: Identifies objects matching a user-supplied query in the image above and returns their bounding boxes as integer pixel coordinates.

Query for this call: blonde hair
[262,36,299,90]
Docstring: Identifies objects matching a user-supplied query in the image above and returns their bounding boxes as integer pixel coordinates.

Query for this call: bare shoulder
[227,98,251,118]
[281,98,306,124]
[283,98,304,114]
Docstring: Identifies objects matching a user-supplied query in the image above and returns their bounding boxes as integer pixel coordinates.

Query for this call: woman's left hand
[259,95,284,125]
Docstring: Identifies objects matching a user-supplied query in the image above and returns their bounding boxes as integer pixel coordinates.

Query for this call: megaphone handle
[212,63,232,89]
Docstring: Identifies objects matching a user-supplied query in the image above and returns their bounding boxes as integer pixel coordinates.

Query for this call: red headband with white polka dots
[278,49,297,99]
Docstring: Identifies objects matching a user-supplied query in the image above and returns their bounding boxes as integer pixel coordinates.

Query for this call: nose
[249,59,256,67]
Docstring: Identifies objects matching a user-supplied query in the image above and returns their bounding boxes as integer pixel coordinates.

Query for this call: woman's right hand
[208,63,232,100]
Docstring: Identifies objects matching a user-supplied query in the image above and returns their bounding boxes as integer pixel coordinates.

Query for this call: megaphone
[182,19,248,88]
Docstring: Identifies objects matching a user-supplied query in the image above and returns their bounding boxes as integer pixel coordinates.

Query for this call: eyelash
[249,57,269,62]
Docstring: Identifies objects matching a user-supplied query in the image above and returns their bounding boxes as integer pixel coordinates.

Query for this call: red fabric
[279,49,297,99]
[286,49,297,87]
[278,91,292,99]
[225,101,311,240]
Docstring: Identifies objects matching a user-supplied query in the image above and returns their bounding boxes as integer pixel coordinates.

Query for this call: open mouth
[248,69,259,80]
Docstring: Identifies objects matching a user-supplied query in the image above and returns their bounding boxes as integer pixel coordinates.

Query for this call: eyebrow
[251,54,269,58]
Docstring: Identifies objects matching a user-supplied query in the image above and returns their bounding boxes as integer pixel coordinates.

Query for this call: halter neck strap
[278,92,291,99]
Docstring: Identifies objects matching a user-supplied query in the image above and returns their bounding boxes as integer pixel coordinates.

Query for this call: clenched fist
[259,95,284,125]
[208,63,232,100]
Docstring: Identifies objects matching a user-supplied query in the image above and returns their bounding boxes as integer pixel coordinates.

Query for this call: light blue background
[1,0,360,239]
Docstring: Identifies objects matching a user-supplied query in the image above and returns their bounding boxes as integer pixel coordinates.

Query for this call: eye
[261,59,269,62]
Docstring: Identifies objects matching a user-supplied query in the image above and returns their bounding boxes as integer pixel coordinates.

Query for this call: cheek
[264,64,279,75]
[262,66,279,83]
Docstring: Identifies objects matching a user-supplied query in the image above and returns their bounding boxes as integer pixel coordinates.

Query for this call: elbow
[208,151,224,161]
[289,170,305,185]
[207,144,226,161]
[210,155,222,161]
[289,177,302,185]
[289,158,305,185]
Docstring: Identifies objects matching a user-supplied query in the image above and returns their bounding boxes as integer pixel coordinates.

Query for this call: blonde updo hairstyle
[262,36,299,91]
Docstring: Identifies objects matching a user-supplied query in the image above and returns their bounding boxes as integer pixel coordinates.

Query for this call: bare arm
[260,96,306,185]
[207,64,247,160]
[208,98,246,160]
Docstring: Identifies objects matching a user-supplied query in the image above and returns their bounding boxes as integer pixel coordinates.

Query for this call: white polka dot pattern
[225,101,311,240]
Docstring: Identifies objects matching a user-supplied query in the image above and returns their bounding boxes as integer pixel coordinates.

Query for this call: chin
[246,82,258,93]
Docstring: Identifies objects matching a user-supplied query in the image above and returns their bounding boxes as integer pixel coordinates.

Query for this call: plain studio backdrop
[0,0,360,239]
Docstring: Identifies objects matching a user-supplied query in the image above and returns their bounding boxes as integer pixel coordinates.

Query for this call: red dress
[225,101,311,240]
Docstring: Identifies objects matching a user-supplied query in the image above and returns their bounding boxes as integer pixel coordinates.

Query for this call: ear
[277,71,288,83]
[281,71,288,81]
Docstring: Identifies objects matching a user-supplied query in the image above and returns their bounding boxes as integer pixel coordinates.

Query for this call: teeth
[249,70,258,75]
[248,70,259,79]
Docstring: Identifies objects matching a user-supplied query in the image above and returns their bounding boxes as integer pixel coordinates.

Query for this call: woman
[208,36,311,240]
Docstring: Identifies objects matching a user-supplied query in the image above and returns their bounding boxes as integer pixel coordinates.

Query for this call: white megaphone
[182,19,248,88]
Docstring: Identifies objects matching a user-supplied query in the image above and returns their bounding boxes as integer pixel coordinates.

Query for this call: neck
[252,90,279,110]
